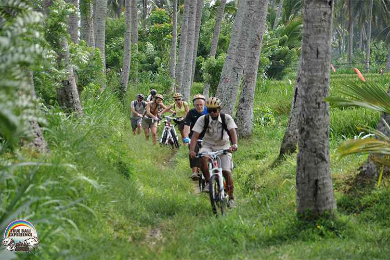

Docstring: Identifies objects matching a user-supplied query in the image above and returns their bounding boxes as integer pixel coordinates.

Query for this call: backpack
[200,113,232,142]
[134,100,147,109]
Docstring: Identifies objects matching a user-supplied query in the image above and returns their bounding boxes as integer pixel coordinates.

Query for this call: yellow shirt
[173,101,188,118]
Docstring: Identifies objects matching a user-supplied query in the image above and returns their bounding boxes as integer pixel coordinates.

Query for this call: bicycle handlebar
[195,149,230,158]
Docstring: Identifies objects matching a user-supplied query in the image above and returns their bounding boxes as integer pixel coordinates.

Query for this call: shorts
[142,117,158,129]
[176,121,185,132]
[199,145,233,172]
[189,141,200,168]
[131,117,142,130]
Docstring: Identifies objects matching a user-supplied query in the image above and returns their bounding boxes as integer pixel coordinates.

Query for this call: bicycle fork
[209,158,225,200]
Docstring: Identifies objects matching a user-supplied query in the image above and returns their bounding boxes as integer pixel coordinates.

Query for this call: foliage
[201,54,226,95]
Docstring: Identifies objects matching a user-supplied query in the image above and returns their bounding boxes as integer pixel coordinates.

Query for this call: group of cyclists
[130,89,238,208]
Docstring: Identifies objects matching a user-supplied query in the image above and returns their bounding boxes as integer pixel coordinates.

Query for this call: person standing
[142,94,166,145]
[160,93,189,141]
[130,94,147,135]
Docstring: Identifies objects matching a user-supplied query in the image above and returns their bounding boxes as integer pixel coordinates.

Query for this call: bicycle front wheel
[171,128,180,149]
[160,129,168,145]
[209,175,226,216]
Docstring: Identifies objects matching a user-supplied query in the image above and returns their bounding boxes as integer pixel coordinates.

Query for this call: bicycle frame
[159,116,179,147]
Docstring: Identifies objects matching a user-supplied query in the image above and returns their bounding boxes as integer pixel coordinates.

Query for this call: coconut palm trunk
[278,58,302,157]
[347,0,353,65]
[27,72,49,153]
[121,0,132,96]
[203,0,227,98]
[169,0,178,90]
[80,0,94,46]
[131,0,138,84]
[365,0,373,73]
[66,0,79,44]
[386,46,390,72]
[215,0,256,115]
[296,0,336,218]
[175,0,191,93]
[181,0,197,101]
[190,0,204,85]
[143,0,147,21]
[95,0,107,89]
[235,0,269,137]
[273,0,284,30]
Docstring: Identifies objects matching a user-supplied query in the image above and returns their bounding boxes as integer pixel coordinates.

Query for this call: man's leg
[137,123,142,134]
[144,127,150,140]
[222,171,234,200]
[200,157,210,183]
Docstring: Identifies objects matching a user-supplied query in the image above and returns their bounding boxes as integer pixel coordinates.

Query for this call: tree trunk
[236,0,269,137]
[143,0,147,21]
[273,0,284,30]
[365,0,373,73]
[279,58,302,157]
[27,71,49,153]
[296,0,336,218]
[175,0,191,93]
[347,0,352,65]
[358,26,363,51]
[181,0,197,101]
[203,0,227,98]
[80,0,94,46]
[57,37,84,116]
[386,46,390,72]
[121,0,132,95]
[215,0,256,115]
[169,0,178,90]
[95,0,107,89]
[209,0,227,57]
[190,0,204,85]
[66,0,79,44]
[131,0,138,84]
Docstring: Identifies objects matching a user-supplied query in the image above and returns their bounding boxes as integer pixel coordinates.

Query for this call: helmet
[173,93,182,99]
[137,94,144,99]
[192,94,205,102]
[206,97,222,108]
[150,89,157,96]
[154,94,164,100]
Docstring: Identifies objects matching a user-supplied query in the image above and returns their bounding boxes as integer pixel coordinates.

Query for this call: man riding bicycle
[182,94,208,180]
[189,97,238,208]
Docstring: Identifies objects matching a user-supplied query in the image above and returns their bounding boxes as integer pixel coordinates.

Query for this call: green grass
[1,75,390,259]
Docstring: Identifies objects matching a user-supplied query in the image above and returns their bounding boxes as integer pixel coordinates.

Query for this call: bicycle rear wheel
[160,129,168,145]
[171,128,180,149]
[209,175,226,216]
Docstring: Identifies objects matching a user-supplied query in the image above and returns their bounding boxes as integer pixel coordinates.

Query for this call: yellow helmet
[192,94,205,102]
[154,94,164,100]
[206,97,222,108]
[173,93,182,99]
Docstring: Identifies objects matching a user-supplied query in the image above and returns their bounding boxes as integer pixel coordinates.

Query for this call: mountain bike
[196,149,230,215]
[159,115,180,149]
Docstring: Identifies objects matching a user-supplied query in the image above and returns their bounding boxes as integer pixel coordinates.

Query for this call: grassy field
[1,74,390,259]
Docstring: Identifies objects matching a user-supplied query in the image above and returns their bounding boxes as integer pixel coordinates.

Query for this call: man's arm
[189,132,200,158]
[229,128,238,151]
[131,104,141,117]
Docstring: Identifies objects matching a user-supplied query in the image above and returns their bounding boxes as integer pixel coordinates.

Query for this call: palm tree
[296,0,335,218]
[121,0,132,96]
[236,0,269,137]
[365,0,374,72]
[95,0,108,90]
[327,82,390,182]
[131,0,138,84]
[191,0,204,85]
[80,0,94,46]
[203,0,227,98]
[181,0,197,101]
[66,0,79,43]
[175,0,190,93]
[273,0,283,30]
[215,0,256,115]
[169,0,178,89]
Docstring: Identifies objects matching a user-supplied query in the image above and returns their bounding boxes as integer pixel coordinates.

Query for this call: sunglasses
[174,99,181,101]
[208,108,218,113]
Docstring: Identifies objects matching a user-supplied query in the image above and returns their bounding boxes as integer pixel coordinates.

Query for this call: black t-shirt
[184,108,208,138]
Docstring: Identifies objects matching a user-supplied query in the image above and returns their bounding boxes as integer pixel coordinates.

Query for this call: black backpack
[200,113,232,142]
[134,100,147,108]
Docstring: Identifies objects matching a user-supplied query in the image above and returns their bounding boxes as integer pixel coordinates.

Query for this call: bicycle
[159,115,180,149]
[196,149,230,215]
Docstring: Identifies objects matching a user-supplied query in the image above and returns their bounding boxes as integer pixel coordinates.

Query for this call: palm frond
[339,138,390,157]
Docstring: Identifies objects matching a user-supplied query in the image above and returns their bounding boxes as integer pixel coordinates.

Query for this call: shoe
[203,183,210,193]
[228,199,236,208]
[191,172,199,181]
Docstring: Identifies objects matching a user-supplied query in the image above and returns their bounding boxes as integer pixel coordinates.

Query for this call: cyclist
[159,93,189,142]
[189,97,238,208]
[147,89,157,102]
[182,94,208,180]
[142,94,166,145]
[130,94,147,135]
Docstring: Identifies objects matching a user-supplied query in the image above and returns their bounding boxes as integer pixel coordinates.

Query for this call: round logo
[2,219,39,252]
